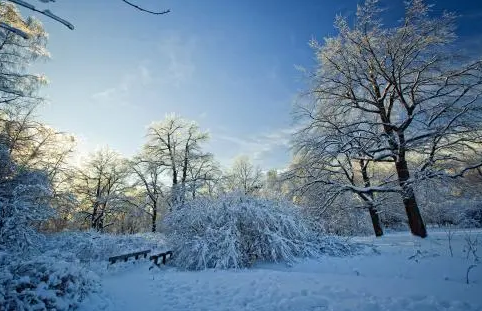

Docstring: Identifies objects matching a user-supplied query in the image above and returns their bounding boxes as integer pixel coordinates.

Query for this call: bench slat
[108,250,151,264]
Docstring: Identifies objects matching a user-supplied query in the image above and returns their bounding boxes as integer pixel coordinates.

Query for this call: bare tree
[129,154,167,232]
[302,0,482,237]
[73,148,130,232]
[185,153,221,199]
[145,115,210,209]
[225,155,263,195]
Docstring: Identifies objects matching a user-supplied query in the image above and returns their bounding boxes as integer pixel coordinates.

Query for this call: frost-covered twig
[464,233,479,261]
[463,232,480,284]
[466,264,477,284]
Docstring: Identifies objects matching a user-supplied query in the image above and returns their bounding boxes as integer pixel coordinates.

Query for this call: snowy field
[79,229,482,311]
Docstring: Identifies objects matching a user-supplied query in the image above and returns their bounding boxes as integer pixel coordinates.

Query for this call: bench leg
[162,254,167,265]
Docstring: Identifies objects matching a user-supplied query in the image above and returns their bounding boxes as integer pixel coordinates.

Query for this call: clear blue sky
[28,0,482,169]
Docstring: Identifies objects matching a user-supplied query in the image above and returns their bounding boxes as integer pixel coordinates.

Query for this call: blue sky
[28,0,482,169]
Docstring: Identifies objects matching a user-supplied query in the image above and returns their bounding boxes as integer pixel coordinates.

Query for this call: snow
[79,229,482,311]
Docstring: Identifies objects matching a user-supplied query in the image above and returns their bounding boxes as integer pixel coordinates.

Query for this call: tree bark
[359,160,383,237]
[151,202,157,233]
[395,157,427,238]
[368,205,383,237]
[377,101,427,238]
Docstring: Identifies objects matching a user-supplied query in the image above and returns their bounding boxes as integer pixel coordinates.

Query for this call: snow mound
[164,195,358,270]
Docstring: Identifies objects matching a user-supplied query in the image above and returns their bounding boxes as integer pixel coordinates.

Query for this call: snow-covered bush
[0,252,100,311]
[460,200,482,228]
[0,144,54,253]
[42,230,166,265]
[164,194,356,270]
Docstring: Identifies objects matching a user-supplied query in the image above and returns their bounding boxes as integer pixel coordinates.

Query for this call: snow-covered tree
[185,153,221,199]
[144,114,211,209]
[73,148,130,232]
[298,0,482,237]
[0,2,48,101]
[128,154,168,232]
[288,112,391,237]
[0,143,53,252]
[224,155,263,195]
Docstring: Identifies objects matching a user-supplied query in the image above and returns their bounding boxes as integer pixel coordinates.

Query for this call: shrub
[42,231,166,265]
[461,201,482,228]
[164,194,357,270]
[0,252,100,311]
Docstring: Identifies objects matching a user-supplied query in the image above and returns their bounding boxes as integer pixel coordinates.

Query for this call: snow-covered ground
[79,229,482,311]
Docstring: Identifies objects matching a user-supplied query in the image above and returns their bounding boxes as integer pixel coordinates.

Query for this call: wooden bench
[108,250,151,264]
[149,250,173,266]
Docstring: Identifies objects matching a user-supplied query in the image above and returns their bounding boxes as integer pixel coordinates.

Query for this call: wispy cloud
[214,126,297,168]
[157,33,197,87]
[91,63,152,107]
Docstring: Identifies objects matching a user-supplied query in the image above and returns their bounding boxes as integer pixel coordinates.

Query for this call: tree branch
[121,0,170,15]
[8,0,74,30]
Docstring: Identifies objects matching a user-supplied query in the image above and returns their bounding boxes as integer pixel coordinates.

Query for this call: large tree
[300,0,482,237]
[288,118,389,237]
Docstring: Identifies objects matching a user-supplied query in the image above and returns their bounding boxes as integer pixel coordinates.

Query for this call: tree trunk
[395,158,427,238]
[151,203,157,233]
[368,205,383,237]
[359,160,383,237]
[91,203,97,229]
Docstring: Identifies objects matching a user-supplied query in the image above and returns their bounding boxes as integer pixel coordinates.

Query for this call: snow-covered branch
[8,0,74,30]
